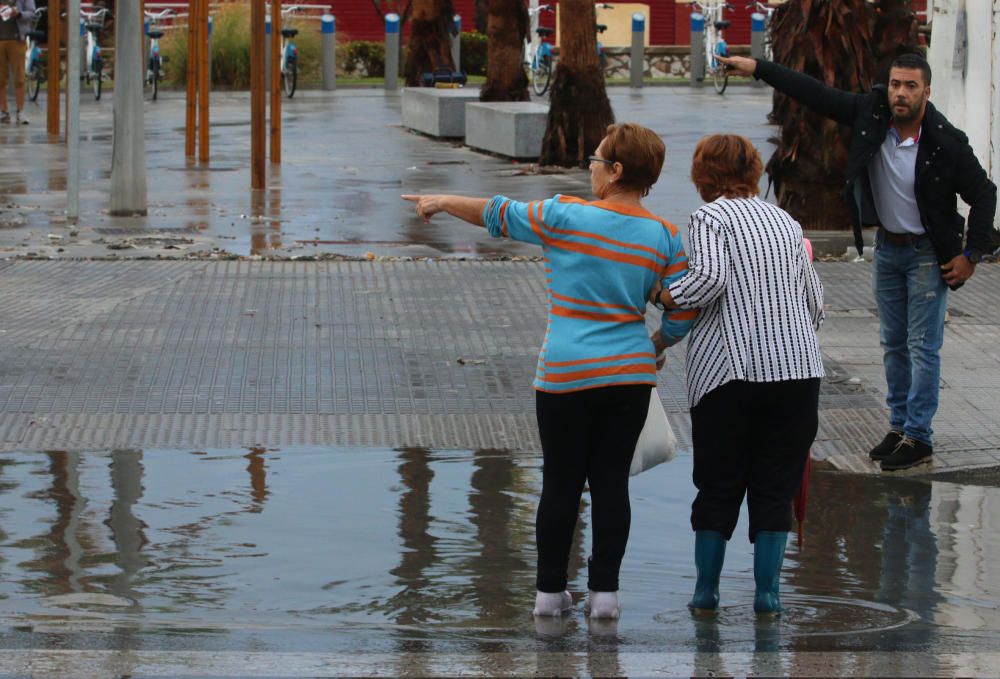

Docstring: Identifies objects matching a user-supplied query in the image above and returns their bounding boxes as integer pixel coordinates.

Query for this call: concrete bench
[464,102,548,159]
[402,88,480,138]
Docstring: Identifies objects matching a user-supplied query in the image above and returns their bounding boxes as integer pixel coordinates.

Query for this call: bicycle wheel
[28,63,42,102]
[282,61,297,98]
[531,57,551,96]
[92,61,102,100]
[151,61,160,101]
[713,65,728,94]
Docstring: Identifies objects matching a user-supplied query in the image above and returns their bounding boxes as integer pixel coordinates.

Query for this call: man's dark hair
[890,53,932,85]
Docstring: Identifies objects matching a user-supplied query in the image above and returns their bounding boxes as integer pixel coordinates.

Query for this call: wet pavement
[1,87,855,260]
[0,447,998,677]
[3,87,1000,675]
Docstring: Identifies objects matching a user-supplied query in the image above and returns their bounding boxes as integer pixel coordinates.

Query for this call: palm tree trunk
[404,0,456,86]
[480,0,529,102]
[538,0,614,167]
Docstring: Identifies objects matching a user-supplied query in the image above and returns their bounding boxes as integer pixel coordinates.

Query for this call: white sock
[585,591,620,619]
[532,590,572,617]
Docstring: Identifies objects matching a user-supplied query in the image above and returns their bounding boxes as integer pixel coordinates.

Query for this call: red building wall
[324,0,930,47]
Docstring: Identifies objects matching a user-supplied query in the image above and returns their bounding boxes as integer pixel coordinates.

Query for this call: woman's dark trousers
[690,378,820,541]
[535,384,651,593]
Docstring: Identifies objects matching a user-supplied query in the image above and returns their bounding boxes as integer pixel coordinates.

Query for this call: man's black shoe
[868,431,903,462]
[880,437,933,471]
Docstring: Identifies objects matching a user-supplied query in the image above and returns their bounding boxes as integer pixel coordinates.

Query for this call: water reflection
[105,449,148,604]
[16,451,85,596]
[0,448,996,658]
[245,446,269,511]
[387,447,439,627]
[467,449,530,622]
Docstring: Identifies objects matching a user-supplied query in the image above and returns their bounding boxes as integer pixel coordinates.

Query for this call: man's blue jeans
[873,232,948,445]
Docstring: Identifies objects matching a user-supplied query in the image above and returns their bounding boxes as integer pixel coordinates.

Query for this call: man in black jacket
[718,52,997,471]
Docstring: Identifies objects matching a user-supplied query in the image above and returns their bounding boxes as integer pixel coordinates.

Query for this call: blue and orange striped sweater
[483,194,695,393]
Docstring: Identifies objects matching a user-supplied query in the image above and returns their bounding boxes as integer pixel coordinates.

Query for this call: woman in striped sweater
[403,123,694,620]
[650,134,825,616]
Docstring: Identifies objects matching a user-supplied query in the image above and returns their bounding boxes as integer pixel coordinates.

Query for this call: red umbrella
[795,237,815,545]
[794,453,811,544]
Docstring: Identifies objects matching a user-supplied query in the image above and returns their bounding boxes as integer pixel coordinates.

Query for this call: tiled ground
[1,260,998,476]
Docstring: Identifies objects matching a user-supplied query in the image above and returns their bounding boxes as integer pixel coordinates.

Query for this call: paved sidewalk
[1,87,996,475]
[0,258,998,477]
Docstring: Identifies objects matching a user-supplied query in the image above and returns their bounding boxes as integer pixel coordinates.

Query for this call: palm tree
[539,0,614,167]
[404,0,457,86]
[480,0,529,102]
[766,0,917,230]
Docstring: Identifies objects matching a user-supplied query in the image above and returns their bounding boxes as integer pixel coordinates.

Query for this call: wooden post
[251,0,266,189]
[47,0,61,136]
[198,0,210,162]
[269,0,281,164]
[185,0,198,157]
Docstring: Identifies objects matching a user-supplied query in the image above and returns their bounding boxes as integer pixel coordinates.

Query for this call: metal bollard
[208,15,213,90]
[385,13,400,91]
[265,16,271,93]
[750,12,764,86]
[321,14,336,90]
[690,12,705,87]
[630,12,645,88]
[67,0,80,220]
[450,14,461,72]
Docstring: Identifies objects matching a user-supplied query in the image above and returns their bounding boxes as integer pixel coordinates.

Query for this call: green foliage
[160,4,323,88]
[459,31,487,76]
[337,40,386,77]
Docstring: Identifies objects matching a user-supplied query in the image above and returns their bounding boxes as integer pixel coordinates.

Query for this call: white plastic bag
[629,387,678,476]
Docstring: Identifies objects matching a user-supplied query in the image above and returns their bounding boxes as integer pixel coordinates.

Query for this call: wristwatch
[652,288,667,311]
[964,248,983,264]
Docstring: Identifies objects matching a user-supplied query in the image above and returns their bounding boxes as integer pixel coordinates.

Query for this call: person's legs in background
[0,41,12,121]
[746,378,820,614]
[9,39,26,123]
[873,237,910,458]
[881,238,947,471]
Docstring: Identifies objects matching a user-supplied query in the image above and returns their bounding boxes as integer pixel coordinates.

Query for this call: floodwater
[0,448,999,674]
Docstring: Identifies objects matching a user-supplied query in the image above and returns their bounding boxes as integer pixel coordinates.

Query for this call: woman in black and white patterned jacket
[648,134,824,617]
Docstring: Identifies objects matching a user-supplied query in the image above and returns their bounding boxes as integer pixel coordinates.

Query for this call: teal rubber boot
[753,531,788,614]
[688,530,727,611]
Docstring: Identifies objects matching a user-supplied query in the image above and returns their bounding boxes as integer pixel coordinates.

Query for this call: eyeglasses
[588,156,615,166]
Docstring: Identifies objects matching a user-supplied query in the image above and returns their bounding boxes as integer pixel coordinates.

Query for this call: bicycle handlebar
[80,8,110,19]
[144,8,175,19]
[528,4,554,15]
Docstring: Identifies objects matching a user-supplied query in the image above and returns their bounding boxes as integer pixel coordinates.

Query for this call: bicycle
[144,8,174,101]
[81,7,109,100]
[277,4,302,98]
[523,2,554,95]
[692,1,732,94]
[23,7,46,102]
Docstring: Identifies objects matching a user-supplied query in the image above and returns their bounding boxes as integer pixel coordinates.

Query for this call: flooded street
[1,448,998,674]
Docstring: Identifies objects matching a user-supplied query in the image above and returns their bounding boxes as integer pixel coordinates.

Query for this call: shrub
[160,3,323,88]
[337,40,386,78]
[459,31,487,76]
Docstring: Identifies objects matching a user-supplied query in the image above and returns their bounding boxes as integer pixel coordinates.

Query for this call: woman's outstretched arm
[401,195,488,227]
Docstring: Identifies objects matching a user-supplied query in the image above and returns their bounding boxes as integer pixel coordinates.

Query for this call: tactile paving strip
[0,260,998,476]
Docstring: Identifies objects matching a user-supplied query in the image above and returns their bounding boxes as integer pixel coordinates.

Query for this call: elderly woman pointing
[403,123,694,620]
